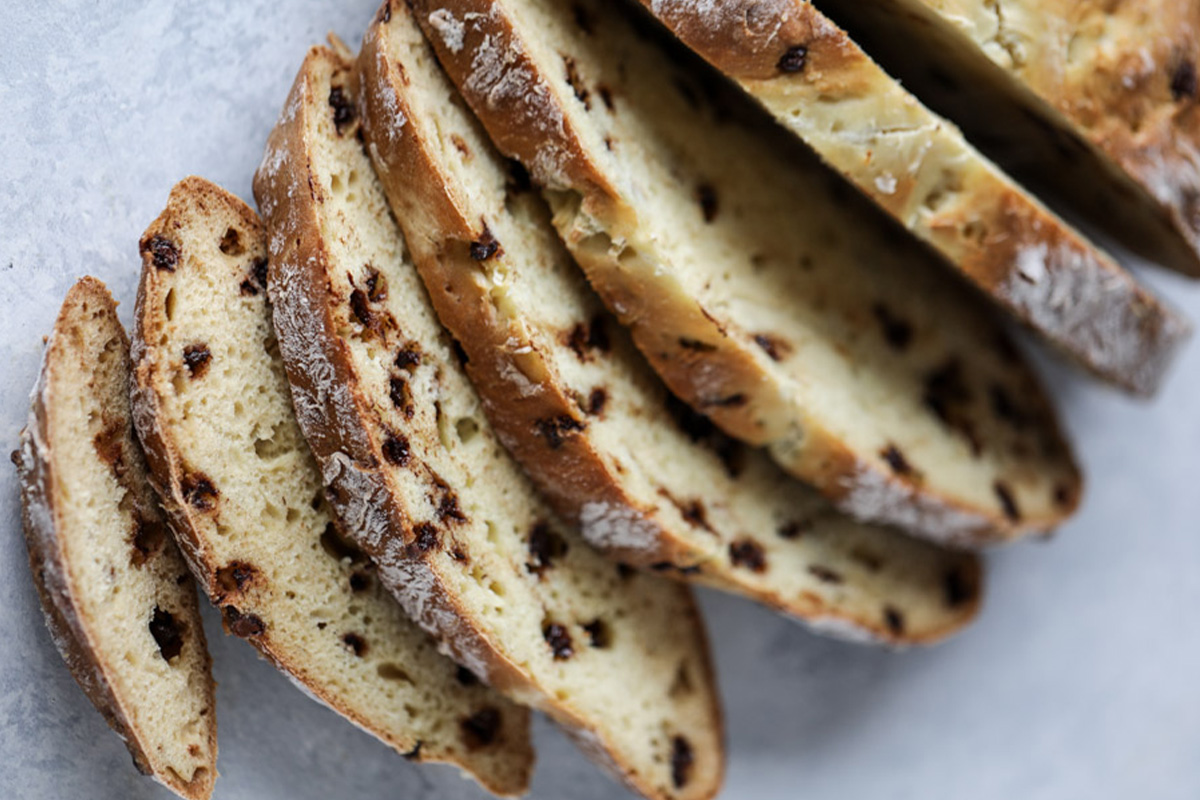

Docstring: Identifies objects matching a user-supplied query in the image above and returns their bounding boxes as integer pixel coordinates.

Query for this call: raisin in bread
[130,177,533,797]
[12,278,216,800]
[254,44,723,800]
[355,1,982,644]
[634,0,1188,396]
[409,0,1081,547]
[820,0,1200,280]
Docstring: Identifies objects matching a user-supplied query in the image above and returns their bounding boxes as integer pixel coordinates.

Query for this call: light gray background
[2,2,1198,798]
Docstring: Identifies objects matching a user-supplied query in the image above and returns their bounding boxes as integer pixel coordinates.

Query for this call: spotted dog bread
[13,278,216,800]
[820,0,1200,282]
[254,44,723,800]
[409,0,1082,546]
[634,0,1189,396]
[355,0,982,644]
[131,177,533,796]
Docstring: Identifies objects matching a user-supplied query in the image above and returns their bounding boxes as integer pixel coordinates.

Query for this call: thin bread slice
[356,1,983,644]
[409,0,1081,546]
[633,0,1189,396]
[130,177,533,797]
[819,0,1200,279]
[12,278,216,800]
[254,44,724,800]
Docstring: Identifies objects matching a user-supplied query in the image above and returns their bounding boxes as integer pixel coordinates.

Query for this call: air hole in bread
[342,632,369,657]
[582,619,611,648]
[872,304,914,350]
[319,522,366,564]
[219,227,246,256]
[377,662,414,683]
[884,606,905,635]
[808,565,844,584]
[163,288,177,321]
[542,622,574,660]
[455,665,480,686]
[455,416,480,443]
[993,480,1021,521]
[669,663,694,697]
[943,567,974,607]
[149,606,186,662]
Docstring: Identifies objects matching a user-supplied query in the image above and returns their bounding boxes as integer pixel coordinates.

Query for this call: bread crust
[355,4,982,644]
[408,0,1081,546]
[635,0,1190,397]
[14,278,216,800]
[255,45,722,800]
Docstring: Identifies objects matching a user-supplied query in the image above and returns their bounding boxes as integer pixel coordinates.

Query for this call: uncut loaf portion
[356,0,983,644]
[410,0,1082,547]
[635,0,1189,396]
[130,176,533,797]
[820,0,1200,280]
[255,43,724,800]
[13,277,216,800]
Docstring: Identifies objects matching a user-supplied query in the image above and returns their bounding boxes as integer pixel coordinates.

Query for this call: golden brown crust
[15,278,216,800]
[635,0,1190,397]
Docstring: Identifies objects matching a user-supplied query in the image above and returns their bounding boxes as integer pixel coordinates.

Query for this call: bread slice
[130,177,534,796]
[632,0,1189,396]
[408,0,1081,546]
[12,278,216,800]
[817,0,1200,280]
[355,1,983,644]
[254,43,724,800]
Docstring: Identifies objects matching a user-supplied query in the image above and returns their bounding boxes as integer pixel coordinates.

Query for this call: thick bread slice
[819,0,1200,280]
[634,0,1189,396]
[130,177,533,797]
[356,1,983,644]
[254,45,723,800]
[409,0,1081,546]
[12,278,216,800]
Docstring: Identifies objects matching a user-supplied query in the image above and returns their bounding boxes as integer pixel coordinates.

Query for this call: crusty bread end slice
[255,43,724,800]
[13,278,217,800]
[356,0,983,644]
[130,176,533,797]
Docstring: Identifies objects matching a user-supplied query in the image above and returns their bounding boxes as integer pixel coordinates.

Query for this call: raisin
[382,434,410,466]
[753,334,789,361]
[944,568,974,607]
[586,387,608,416]
[884,606,905,635]
[543,623,574,660]
[470,226,501,261]
[778,45,809,73]
[778,520,811,540]
[1172,59,1197,100]
[872,303,913,350]
[144,235,180,271]
[678,337,717,352]
[181,472,219,511]
[149,607,185,661]
[527,522,568,575]
[224,606,265,638]
[671,735,694,788]
[215,561,258,597]
[218,227,244,256]
[182,344,211,378]
[535,415,585,449]
[389,376,414,418]
[349,289,373,327]
[342,632,368,657]
[729,539,767,572]
[437,492,467,523]
[563,55,591,108]
[328,86,356,133]
[130,517,166,567]
[413,523,439,553]
[880,444,914,476]
[395,344,422,371]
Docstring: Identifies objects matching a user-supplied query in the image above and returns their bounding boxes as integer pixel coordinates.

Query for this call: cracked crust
[254,43,723,800]
[355,0,983,644]
[635,0,1190,396]
[13,278,216,800]
[409,0,1082,546]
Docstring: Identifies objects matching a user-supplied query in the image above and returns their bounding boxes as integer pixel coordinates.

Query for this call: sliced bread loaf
[634,0,1188,396]
[254,44,724,800]
[819,0,1200,279]
[130,177,533,796]
[13,278,216,800]
[355,0,982,644]
[409,0,1081,546]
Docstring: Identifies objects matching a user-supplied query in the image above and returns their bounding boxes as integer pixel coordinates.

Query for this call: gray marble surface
[2,2,1199,798]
